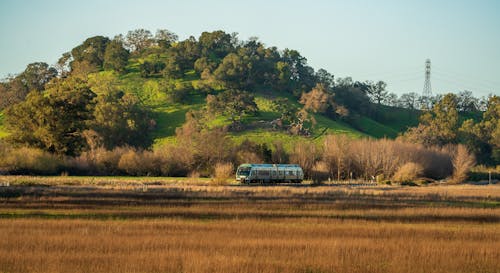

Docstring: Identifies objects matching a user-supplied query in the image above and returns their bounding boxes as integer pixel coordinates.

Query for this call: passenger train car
[236,164,304,183]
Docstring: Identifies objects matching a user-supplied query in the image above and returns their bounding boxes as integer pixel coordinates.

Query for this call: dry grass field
[0,178,499,273]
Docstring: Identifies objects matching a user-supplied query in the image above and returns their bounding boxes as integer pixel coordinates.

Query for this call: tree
[0,63,57,109]
[124,29,153,52]
[460,95,500,163]
[213,53,249,89]
[20,62,58,92]
[315,69,335,89]
[91,90,153,149]
[272,98,297,125]
[402,93,459,146]
[399,92,419,109]
[155,29,178,48]
[206,89,258,125]
[4,77,96,155]
[299,83,332,113]
[103,39,129,72]
[367,80,388,105]
[71,36,110,69]
[140,61,165,77]
[163,37,200,77]
[383,92,398,107]
[198,30,234,59]
[457,90,479,112]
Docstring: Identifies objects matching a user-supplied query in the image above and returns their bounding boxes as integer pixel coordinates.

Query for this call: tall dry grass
[0,215,498,273]
[211,162,234,185]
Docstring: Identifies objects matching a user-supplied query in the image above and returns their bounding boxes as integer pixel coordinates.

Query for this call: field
[0,178,499,273]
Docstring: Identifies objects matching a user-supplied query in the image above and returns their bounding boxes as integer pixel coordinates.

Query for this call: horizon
[1,0,499,97]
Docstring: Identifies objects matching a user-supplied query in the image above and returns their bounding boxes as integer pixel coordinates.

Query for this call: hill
[0,29,423,150]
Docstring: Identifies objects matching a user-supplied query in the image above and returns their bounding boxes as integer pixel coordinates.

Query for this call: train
[235,164,304,183]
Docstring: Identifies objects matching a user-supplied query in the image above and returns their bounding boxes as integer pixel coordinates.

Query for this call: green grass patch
[350,115,399,138]
[0,112,8,138]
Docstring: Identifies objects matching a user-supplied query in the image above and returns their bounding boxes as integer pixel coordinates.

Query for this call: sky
[1,0,499,97]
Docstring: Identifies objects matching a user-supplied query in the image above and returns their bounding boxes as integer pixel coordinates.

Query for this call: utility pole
[423,59,432,97]
[422,59,432,109]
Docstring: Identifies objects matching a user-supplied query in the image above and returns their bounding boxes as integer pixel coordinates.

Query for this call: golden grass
[0,181,499,273]
[0,218,498,273]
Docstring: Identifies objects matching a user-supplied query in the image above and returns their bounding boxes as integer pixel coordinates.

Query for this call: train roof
[238,164,301,168]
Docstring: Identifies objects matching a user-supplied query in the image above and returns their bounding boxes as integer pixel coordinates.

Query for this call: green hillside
[82,54,372,146]
[0,30,423,148]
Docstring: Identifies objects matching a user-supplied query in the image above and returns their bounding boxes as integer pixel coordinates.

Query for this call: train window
[260,170,270,176]
[288,171,295,175]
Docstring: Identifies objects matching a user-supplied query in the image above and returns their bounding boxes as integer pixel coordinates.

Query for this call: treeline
[0,130,473,184]
[401,93,499,165]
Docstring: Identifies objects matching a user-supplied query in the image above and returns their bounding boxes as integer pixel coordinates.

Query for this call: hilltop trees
[71,36,110,70]
[104,39,129,72]
[5,77,95,155]
[0,62,57,109]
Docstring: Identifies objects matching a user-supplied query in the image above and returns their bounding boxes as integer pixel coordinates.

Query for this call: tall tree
[402,93,459,146]
[367,80,388,105]
[4,77,96,155]
[103,39,130,72]
[91,90,153,149]
[198,30,234,59]
[299,83,333,113]
[124,29,153,52]
[155,29,178,49]
[71,36,110,70]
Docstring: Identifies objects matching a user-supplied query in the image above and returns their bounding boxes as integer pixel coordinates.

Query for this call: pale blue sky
[1,0,499,96]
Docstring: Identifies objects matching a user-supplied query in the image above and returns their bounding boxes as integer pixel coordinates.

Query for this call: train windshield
[237,166,251,176]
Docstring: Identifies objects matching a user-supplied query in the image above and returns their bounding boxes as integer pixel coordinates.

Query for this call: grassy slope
[0,112,7,138]
[0,54,421,144]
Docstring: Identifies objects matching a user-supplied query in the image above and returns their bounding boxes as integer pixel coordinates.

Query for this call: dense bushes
[0,134,475,182]
[318,135,455,181]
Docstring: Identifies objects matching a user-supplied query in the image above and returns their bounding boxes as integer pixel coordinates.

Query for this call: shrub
[0,146,62,175]
[211,162,233,185]
[450,144,476,184]
[311,161,329,184]
[392,162,424,183]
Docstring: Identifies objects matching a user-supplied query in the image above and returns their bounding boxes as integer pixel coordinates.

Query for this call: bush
[392,162,424,183]
[311,161,329,184]
[0,146,62,175]
[211,162,233,185]
[450,144,476,184]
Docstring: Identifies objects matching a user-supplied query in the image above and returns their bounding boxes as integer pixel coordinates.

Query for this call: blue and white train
[236,164,304,184]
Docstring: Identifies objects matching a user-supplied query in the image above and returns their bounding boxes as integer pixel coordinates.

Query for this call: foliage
[91,89,153,149]
[402,93,459,146]
[71,36,110,69]
[124,29,153,52]
[450,144,476,184]
[206,89,258,125]
[103,39,129,72]
[5,77,95,155]
[0,62,57,109]
[392,162,424,183]
[211,162,234,185]
[299,83,333,113]
[140,60,166,77]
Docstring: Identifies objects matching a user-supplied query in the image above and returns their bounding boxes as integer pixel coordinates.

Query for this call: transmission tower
[423,59,432,97]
